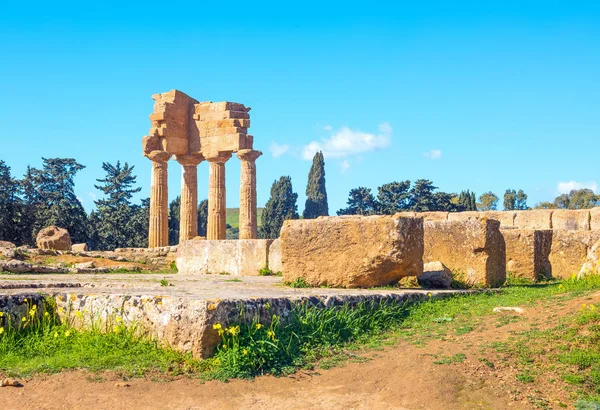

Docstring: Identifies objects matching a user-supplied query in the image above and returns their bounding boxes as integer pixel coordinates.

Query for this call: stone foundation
[424,219,506,287]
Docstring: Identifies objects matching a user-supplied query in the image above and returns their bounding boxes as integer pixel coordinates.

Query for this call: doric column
[147,151,172,248]
[175,153,204,243]
[237,149,262,239]
[206,152,232,240]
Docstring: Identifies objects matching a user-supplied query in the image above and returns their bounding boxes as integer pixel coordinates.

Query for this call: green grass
[2,274,600,398]
[226,207,264,229]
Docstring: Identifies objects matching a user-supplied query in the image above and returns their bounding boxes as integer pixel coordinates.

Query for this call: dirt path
[2,292,598,410]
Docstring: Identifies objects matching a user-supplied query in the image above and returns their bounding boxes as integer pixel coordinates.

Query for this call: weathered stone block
[36,226,71,251]
[268,238,282,273]
[0,241,15,249]
[579,239,600,278]
[424,219,506,287]
[281,215,424,288]
[590,208,600,231]
[71,243,88,252]
[552,209,590,231]
[420,212,449,222]
[549,231,600,278]
[481,211,516,227]
[176,239,273,275]
[502,228,552,280]
[514,210,553,230]
[447,211,480,223]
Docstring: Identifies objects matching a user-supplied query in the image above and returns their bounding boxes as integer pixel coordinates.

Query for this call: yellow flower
[214,358,220,365]
[23,298,28,302]
[70,295,77,302]
[582,303,587,308]
[255,323,262,330]
[115,316,123,323]
[75,311,83,318]
[222,344,227,349]
[0,328,4,335]
[44,312,50,317]
[212,323,222,330]
[29,310,35,317]
[21,317,27,322]
[65,330,72,337]
[242,349,248,355]
[267,330,275,340]
[113,325,121,334]
[31,304,37,310]
[226,326,240,336]
[54,331,59,338]
[218,330,224,336]
[427,293,433,297]
[0,312,4,317]
[264,302,271,309]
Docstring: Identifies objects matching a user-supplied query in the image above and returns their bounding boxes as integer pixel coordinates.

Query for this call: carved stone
[206,153,232,240]
[175,154,204,243]
[147,151,171,248]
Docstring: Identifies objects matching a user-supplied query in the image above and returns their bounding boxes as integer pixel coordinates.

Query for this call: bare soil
[1,292,597,410]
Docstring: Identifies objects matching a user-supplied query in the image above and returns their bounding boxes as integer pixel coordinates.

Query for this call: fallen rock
[0,259,32,273]
[417,261,452,289]
[36,226,71,251]
[71,243,88,252]
[493,307,525,314]
[0,378,22,387]
[75,261,95,270]
[281,215,424,288]
[0,241,16,249]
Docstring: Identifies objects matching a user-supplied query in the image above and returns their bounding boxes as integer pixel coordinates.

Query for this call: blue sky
[1,1,599,213]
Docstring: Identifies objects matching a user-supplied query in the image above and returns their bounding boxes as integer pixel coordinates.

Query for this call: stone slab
[268,239,282,273]
[551,209,590,231]
[549,230,600,279]
[514,210,553,230]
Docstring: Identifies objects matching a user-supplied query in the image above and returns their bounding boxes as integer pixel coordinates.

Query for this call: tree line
[1,154,599,247]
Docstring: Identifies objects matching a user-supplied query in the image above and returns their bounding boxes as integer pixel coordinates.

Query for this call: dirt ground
[1,292,597,410]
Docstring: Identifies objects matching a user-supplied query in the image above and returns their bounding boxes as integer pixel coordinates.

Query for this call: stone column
[237,149,262,239]
[175,153,204,243]
[206,152,232,240]
[147,151,172,248]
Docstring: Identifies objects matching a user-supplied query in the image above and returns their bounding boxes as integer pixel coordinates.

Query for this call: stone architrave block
[549,231,600,279]
[280,215,424,288]
[552,209,591,231]
[447,211,480,223]
[481,211,516,227]
[514,210,553,230]
[424,219,506,287]
[176,239,272,276]
[419,212,449,222]
[502,228,552,280]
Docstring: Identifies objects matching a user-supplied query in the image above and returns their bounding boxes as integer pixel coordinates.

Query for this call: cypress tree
[303,151,329,219]
[259,176,299,239]
[197,199,208,237]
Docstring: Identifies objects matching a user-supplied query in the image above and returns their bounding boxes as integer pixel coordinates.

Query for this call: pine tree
[168,196,181,245]
[30,158,89,244]
[0,160,20,243]
[197,199,208,237]
[303,151,329,219]
[409,179,437,211]
[377,181,411,214]
[17,166,39,245]
[259,176,299,239]
[478,191,499,211]
[126,198,149,248]
[337,187,377,215]
[91,161,142,250]
[515,189,528,210]
[503,189,517,210]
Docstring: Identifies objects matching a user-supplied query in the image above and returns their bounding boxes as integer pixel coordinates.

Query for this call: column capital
[205,152,233,164]
[237,149,262,163]
[146,150,172,163]
[174,153,204,167]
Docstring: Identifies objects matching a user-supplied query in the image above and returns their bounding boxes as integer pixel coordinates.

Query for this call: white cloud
[323,124,333,131]
[88,192,97,201]
[424,149,442,160]
[557,181,598,194]
[340,160,350,174]
[301,122,392,160]
[269,142,290,158]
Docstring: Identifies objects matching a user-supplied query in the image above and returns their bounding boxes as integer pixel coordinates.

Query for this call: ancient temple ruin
[142,90,262,247]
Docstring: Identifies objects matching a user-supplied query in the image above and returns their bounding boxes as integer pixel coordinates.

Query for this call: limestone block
[0,241,16,249]
[268,239,282,273]
[514,210,553,230]
[149,90,198,156]
[36,226,71,251]
[176,239,273,276]
[447,211,480,223]
[418,261,452,289]
[71,243,88,252]
[281,215,424,288]
[420,212,449,222]
[590,208,600,231]
[579,239,600,278]
[502,228,552,280]
[424,219,506,287]
[481,211,516,227]
[552,209,590,231]
[549,231,600,279]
